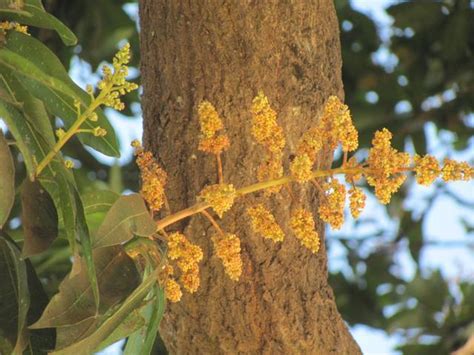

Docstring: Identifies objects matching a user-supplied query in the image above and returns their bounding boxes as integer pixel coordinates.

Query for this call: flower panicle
[247,204,285,243]
[197,101,230,155]
[132,140,168,212]
[167,232,203,294]
[318,178,346,230]
[289,208,320,253]
[97,43,138,111]
[213,234,242,281]
[0,21,29,34]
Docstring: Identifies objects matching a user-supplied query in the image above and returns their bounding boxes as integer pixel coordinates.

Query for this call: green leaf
[30,245,140,329]
[124,285,165,355]
[0,233,29,354]
[82,190,120,215]
[93,194,156,249]
[0,2,77,45]
[1,32,120,157]
[0,130,15,228]
[20,179,58,257]
[50,268,159,355]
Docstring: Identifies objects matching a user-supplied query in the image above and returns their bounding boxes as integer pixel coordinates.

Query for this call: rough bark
[139,1,361,354]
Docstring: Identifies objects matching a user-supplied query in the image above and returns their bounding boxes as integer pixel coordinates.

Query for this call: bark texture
[139,1,361,354]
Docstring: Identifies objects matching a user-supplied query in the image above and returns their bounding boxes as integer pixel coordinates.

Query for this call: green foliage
[0,4,163,353]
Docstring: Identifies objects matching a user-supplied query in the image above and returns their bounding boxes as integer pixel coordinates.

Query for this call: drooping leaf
[93,194,155,249]
[0,130,15,228]
[0,1,77,45]
[1,32,120,157]
[0,232,29,354]
[20,179,58,257]
[50,268,159,355]
[30,245,140,329]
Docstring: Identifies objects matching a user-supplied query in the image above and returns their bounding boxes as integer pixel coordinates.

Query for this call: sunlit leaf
[93,194,155,249]
[0,130,14,228]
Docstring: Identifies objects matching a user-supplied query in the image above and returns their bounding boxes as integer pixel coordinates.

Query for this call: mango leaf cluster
[0,2,163,353]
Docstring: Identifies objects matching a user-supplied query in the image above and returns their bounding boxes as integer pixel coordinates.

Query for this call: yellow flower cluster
[349,187,366,219]
[251,92,285,194]
[441,159,474,182]
[0,21,28,34]
[413,155,440,186]
[366,128,410,204]
[197,101,230,155]
[318,178,346,230]
[168,232,203,293]
[297,96,358,161]
[199,183,236,217]
[98,43,138,111]
[132,140,167,212]
[163,265,182,303]
[290,153,313,182]
[213,234,242,281]
[247,204,285,242]
[250,91,286,153]
[289,208,320,253]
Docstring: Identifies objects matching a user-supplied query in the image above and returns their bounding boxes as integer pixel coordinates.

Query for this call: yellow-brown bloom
[198,134,230,155]
[213,234,242,281]
[250,91,286,153]
[366,128,410,204]
[133,141,168,212]
[180,265,200,293]
[441,159,474,182]
[198,101,224,138]
[289,208,320,253]
[290,154,313,182]
[344,156,363,183]
[167,232,203,273]
[247,204,285,242]
[165,278,182,303]
[349,187,366,219]
[318,178,346,230]
[414,155,440,186]
[199,184,236,217]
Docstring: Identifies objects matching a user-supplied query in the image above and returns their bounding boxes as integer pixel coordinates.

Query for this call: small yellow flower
[318,178,346,230]
[0,21,29,34]
[64,160,74,169]
[165,278,182,303]
[297,126,323,162]
[55,128,65,139]
[133,142,168,212]
[414,155,440,186]
[441,159,473,182]
[213,234,242,281]
[247,204,285,242]
[199,184,236,217]
[88,112,98,122]
[289,208,320,253]
[290,154,313,182]
[92,126,107,137]
[198,101,224,138]
[349,187,366,219]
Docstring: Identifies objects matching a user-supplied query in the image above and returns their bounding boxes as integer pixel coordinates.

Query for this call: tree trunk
[138,1,361,354]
